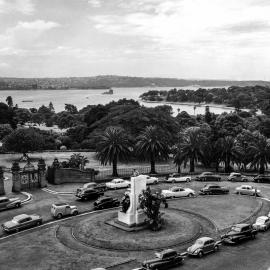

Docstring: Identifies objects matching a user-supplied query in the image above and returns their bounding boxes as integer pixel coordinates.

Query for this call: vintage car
[253,175,270,183]
[187,237,220,257]
[0,196,21,210]
[93,196,120,210]
[253,216,270,232]
[235,185,261,196]
[2,214,42,233]
[221,223,257,244]
[75,188,103,201]
[195,172,221,181]
[142,175,159,185]
[200,184,229,195]
[51,203,79,219]
[227,173,248,182]
[142,249,184,270]
[166,174,192,183]
[105,179,130,189]
[80,182,107,192]
[161,187,195,198]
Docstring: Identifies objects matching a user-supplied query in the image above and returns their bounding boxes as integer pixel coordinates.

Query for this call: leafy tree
[14,108,31,125]
[217,136,236,173]
[249,132,270,174]
[96,126,131,176]
[68,153,89,170]
[65,104,78,114]
[0,124,13,140]
[136,126,169,174]
[6,96,13,108]
[48,102,55,112]
[139,187,168,231]
[0,102,17,128]
[84,104,108,126]
[176,127,204,172]
[2,128,45,153]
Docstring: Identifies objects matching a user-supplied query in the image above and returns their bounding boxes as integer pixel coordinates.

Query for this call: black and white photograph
[0,0,270,269]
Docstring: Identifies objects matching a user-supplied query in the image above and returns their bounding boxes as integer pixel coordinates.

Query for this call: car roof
[197,236,213,242]
[98,196,112,201]
[13,214,30,221]
[53,203,68,207]
[240,185,252,188]
[0,196,8,200]
[257,216,268,220]
[160,249,176,254]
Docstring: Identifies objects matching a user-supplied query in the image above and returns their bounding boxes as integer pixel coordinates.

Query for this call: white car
[105,179,130,189]
[235,185,261,196]
[139,175,159,185]
[161,186,195,198]
[166,174,191,183]
[253,216,270,231]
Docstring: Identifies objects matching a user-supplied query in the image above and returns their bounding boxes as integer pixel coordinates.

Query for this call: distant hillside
[1,75,270,90]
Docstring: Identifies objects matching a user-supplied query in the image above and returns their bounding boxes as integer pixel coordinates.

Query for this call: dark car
[2,214,42,233]
[0,196,21,210]
[195,172,221,181]
[200,184,229,195]
[221,223,257,244]
[253,175,270,183]
[227,173,248,182]
[93,196,120,210]
[75,188,103,201]
[142,249,183,270]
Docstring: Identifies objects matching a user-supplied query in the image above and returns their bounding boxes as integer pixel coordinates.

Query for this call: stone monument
[118,175,147,227]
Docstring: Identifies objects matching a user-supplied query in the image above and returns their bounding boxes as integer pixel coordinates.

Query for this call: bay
[0,86,235,115]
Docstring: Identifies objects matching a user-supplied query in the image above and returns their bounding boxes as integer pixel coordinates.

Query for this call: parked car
[51,203,79,219]
[187,237,220,257]
[161,187,195,198]
[253,175,270,183]
[221,223,257,244]
[105,179,130,189]
[227,173,248,182]
[142,249,184,270]
[0,196,21,210]
[166,174,191,183]
[75,188,103,201]
[195,172,221,181]
[200,184,229,195]
[80,182,107,192]
[93,196,120,210]
[253,216,270,232]
[235,185,261,196]
[2,214,42,233]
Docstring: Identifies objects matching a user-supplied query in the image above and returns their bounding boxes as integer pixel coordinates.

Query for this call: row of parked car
[167,172,270,183]
[134,217,270,270]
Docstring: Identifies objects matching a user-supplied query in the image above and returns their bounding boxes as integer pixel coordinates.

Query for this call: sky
[0,0,270,79]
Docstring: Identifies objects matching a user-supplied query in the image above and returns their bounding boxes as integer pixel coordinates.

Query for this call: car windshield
[231,226,242,232]
[170,187,178,191]
[195,239,204,245]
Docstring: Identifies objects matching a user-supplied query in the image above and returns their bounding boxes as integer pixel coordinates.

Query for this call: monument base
[118,209,146,227]
[106,219,148,232]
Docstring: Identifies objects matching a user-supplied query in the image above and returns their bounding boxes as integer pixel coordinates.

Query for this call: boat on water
[22,100,33,102]
[102,88,113,95]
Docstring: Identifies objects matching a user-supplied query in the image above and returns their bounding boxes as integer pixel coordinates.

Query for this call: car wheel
[214,245,219,252]
[15,228,19,233]
[154,180,158,185]
[36,221,42,226]
[251,234,256,239]
[198,251,204,258]
[73,211,78,216]
[188,193,194,197]
[57,213,63,219]
[172,180,176,183]
[187,178,191,182]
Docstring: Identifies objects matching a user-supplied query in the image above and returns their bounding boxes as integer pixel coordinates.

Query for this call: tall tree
[135,126,169,174]
[48,102,55,112]
[176,127,204,173]
[6,96,13,108]
[218,136,236,173]
[249,132,270,174]
[96,126,131,177]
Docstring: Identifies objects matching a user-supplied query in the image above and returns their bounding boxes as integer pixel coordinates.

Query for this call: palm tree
[218,136,236,173]
[96,126,131,177]
[248,132,270,174]
[68,153,89,170]
[136,126,169,174]
[6,96,13,108]
[175,127,204,173]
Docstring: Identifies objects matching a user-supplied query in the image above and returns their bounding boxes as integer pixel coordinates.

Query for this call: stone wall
[51,168,96,184]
